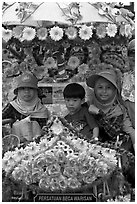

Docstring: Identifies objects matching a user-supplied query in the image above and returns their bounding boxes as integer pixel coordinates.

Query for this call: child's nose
[69,101,74,106]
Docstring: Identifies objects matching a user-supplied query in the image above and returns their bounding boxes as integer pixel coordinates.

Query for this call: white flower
[106,23,117,37]
[49,26,63,41]
[2,28,12,42]
[79,25,93,40]
[22,27,36,41]
[65,27,77,39]
[37,27,48,40]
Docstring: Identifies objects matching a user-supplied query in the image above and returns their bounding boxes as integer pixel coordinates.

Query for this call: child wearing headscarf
[2,71,50,143]
[86,68,134,151]
[86,67,135,187]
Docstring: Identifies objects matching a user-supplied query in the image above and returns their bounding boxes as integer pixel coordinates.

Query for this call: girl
[86,68,135,187]
[2,71,50,142]
[86,69,135,151]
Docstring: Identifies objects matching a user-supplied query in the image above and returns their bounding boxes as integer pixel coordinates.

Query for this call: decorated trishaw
[2,2,135,202]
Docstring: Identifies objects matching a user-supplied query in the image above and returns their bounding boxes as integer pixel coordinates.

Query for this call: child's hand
[89,105,99,114]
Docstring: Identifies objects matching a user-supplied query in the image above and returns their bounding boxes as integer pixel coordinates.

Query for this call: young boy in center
[63,83,99,141]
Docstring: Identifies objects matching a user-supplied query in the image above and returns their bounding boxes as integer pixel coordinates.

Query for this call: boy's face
[94,77,116,104]
[17,87,37,102]
[64,98,83,114]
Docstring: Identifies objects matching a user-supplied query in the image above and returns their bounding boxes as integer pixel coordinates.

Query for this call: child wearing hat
[63,83,99,141]
[86,68,135,187]
[2,71,50,143]
[86,68,135,151]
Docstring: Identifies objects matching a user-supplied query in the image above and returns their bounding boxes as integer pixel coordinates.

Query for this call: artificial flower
[44,57,56,69]
[2,28,12,42]
[33,65,49,79]
[65,27,77,39]
[22,27,36,41]
[106,23,117,37]
[111,8,121,16]
[67,56,80,69]
[124,24,132,38]
[37,27,48,40]
[78,63,89,74]
[79,25,93,40]
[12,26,23,39]
[49,26,63,41]
[96,24,107,38]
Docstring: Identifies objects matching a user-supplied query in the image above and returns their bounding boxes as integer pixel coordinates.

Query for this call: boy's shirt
[65,106,98,140]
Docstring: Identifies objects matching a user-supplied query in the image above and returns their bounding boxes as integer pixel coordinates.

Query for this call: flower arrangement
[2,22,134,43]
[2,117,117,190]
[2,116,134,201]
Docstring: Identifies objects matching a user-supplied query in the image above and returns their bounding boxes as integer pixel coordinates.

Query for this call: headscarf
[10,97,49,118]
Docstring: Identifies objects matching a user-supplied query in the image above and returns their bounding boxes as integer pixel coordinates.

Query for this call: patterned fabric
[121,71,135,102]
[95,110,129,142]
[65,105,98,140]
[2,103,49,129]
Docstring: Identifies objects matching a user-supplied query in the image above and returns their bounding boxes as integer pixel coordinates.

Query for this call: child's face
[17,87,37,102]
[94,77,116,103]
[65,98,83,114]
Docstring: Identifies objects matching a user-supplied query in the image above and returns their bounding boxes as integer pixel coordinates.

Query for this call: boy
[63,83,99,140]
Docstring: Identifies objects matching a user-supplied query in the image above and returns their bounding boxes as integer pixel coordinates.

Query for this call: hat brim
[14,85,38,95]
[86,75,102,88]
[86,74,118,90]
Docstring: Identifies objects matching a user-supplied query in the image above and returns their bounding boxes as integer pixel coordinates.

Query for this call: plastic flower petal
[79,25,93,40]
[65,27,77,39]
[68,56,80,69]
[78,63,89,74]
[12,26,23,39]
[106,23,117,37]
[96,24,107,38]
[22,27,36,41]
[44,57,56,69]
[37,27,48,40]
[2,28,12,42]
[49,26,63,41]
[124,24,132,38]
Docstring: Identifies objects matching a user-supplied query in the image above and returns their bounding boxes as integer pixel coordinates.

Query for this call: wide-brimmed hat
[86,69,119,91]
[14,72,38,95]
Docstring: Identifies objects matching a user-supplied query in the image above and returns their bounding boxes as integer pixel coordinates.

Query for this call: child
[86,69,135,150]
[2,71,50,142]
[63,83,99,141]
[86,68,135,187]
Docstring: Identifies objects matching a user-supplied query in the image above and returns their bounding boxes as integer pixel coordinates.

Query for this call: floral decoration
[12,26,24,39]
[79,25,93,40]
[49,26,64,41]
[106,23,117,37]
[44,57,57,69]
[22,27,36,41]
[96,24,107,38]
[3,117,118,191]
[67,56,80,69]
[2,28,12,42]
[65,27,77,39]
[2,116,134,202]
[37,27,48,40]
